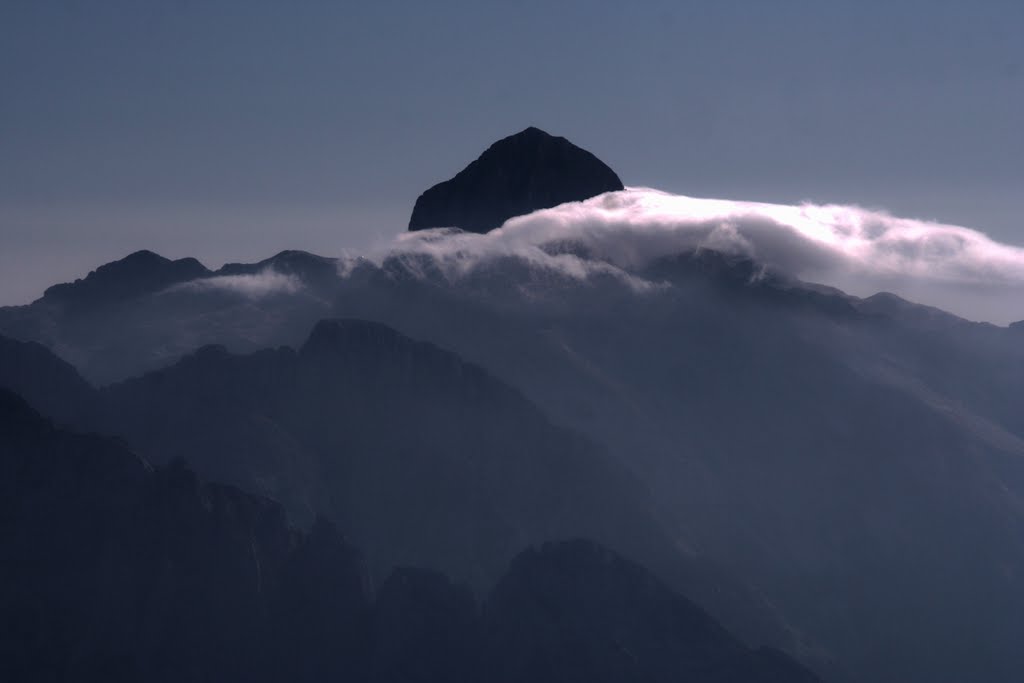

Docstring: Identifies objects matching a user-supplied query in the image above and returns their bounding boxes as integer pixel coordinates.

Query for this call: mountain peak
[408,127,624,234]
[515,125,552,138]
[41,250,210,310]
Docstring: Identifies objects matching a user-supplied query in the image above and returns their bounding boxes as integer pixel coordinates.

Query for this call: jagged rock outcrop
[408,127,624,234]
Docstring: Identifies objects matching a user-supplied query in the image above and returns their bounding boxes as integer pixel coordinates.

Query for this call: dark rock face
[372,568,480,683]
[0,334,100,431]
[408,127,624,234]
[0,389,369,683]
[269,516,373,682]
[484,540,822,683]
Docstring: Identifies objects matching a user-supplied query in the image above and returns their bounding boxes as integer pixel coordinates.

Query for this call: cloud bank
[173,270,303,298]
[376,189,1024,324]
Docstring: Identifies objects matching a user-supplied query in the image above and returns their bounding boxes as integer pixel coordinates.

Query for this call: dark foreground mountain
[484,540,821,683]
[0,334,100,430]
[0,388,368,683]
[0,322,803,659]
[0,388,820,683]
[408,127,624,233]
[3,323,772,643]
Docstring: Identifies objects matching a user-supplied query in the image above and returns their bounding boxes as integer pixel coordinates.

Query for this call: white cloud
[172,269,303,298]
[374,189,1024,324]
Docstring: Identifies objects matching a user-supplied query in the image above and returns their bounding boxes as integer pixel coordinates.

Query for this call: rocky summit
[408,126,624,234]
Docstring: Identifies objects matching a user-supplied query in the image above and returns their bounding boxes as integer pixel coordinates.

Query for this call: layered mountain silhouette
[335,249,1024,683]
[0,249,341,382]
[408,127,624,233]
[0,317,800,650]
[28,248,338,316]
[98,318,684,593]
[8,239,1024,683]
[0,387,820,683]
[7,241,1024,682]
[5,128,1024,683]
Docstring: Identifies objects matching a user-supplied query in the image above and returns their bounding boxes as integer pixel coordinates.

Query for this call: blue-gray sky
[1,0,1021,305]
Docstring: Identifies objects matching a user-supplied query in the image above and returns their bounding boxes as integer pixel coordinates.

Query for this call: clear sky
[1,0,1021,305]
